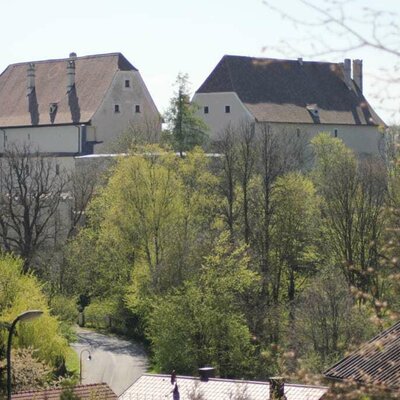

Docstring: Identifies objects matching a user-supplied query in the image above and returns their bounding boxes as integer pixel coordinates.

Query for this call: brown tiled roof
[196,55,385,126]
[324,320,400,389]
[0,53,137,127]
[120,374,328,400]
[12,382,117,399]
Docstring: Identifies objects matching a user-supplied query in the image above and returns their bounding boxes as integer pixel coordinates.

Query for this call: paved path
[72,327,148,396]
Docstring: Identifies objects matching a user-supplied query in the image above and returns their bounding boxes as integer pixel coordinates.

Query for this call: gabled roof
[324,320,400,389]
[12,382,117,399]
[196,55,385,126]
[0,53,137,127]
[120,374,328,400]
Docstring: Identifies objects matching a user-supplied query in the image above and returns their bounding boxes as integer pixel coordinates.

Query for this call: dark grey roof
[324,321,400,389]
[196,55,385,126]
[0,53,137,127]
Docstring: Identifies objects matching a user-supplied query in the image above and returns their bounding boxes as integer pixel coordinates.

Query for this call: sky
[1,0,399,124]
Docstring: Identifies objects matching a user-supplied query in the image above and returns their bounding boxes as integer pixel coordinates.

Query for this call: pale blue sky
[1,0,399,123]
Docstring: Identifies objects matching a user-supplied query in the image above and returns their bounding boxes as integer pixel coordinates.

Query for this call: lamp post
[79,349,92,384]
[5,310,43,400]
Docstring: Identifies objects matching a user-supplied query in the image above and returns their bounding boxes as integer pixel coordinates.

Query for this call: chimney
[352,59,363,92]
[27,63,35,95]
[198,367,215,382]
[269,377,286,400]
[66,59,76,93]
[343,58,352,90]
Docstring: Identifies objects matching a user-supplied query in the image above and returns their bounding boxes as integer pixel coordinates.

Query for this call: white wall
[265,122,383,156]
[193,92,383,155]
[0,125,80,153]
[91,70,160,152]
[192,92,255,139]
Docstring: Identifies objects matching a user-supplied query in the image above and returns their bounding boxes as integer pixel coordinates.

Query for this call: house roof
[324,320,400,389]
[119,374,328,400]
[12,382,117,399]
[196,55,385,126]
[0,53,137,128]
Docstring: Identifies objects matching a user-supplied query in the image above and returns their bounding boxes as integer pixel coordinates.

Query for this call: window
[334,129,338,138]
[225,105,231,113]
[56,164,60,176]
[125,80,130,88]
[135,105,141,113]
[114,104,120,113]
[204,106,209,114]
[296,128,301,138]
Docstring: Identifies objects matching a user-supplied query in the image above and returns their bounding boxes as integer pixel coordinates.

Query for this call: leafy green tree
[165,73,208,156]
[147,233,259,377]
[311,133,387,300]
[0,253,70,390]
[270,172,320,307]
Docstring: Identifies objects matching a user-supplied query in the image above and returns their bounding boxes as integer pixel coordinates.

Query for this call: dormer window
[306,104,319,117]
[225,105,230,114]
[114,104,120,113]
[125,80,130,88]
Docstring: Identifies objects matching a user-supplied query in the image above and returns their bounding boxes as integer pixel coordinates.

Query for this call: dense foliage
[61,130,396,382]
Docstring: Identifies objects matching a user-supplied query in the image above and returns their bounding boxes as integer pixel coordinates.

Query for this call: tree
[0,144,67,272]
[263,0,399,120]
[0,253,70,391]
[165,73,209,156]
[293,267,375,372]
[147,233,259,377]
[312,133,387,300]
[270,172,320,309]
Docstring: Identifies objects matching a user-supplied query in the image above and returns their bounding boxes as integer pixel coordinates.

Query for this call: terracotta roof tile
[0,53,137,127]
[196,55,385,126]
[12,382,117,399]
[120,374,328,400]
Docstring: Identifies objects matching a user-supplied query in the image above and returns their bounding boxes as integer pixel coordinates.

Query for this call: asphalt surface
[72,327,148,396]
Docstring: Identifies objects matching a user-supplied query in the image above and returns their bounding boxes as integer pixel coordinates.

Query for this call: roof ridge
[7,52,125,67]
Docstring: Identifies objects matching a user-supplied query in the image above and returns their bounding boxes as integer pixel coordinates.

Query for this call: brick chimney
[352,59,363,92]
[269,377,286,400]
[198,367,215,382]
[66,58,76,93]
[27,63,35,95]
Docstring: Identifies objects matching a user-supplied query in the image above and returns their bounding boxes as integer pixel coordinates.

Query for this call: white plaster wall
[192,92,255,139]
[91,70,160,152]
[0,125,80,153]
[265,122,383,155]
[192,91,383,155]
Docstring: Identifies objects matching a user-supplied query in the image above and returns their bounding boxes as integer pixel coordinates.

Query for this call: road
[72,327,148,396]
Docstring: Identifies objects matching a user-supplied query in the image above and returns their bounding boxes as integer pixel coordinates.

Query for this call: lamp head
[17,310,43,323]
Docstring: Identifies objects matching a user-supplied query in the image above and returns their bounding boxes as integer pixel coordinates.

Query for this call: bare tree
[262,0,400,120]
[0,144,66,272]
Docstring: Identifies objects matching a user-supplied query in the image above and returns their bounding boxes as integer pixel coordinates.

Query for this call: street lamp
[79,349,92,384]
[4,310,43,400]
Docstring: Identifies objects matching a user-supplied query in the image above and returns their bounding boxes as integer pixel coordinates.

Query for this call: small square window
[135,105,141,113]
[114,104,120,113]
[204,106,209,114]
[125,80,130,88]
[225,105,230,113]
